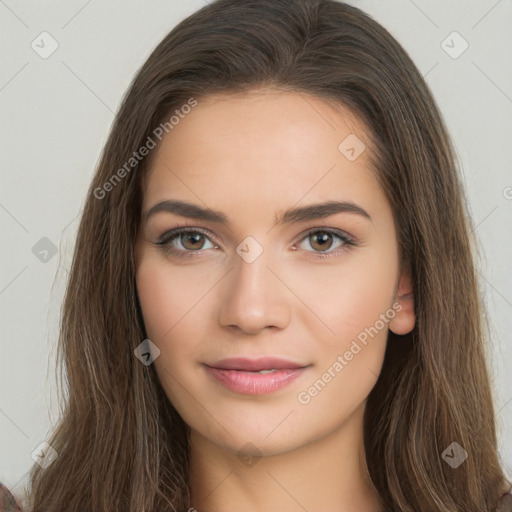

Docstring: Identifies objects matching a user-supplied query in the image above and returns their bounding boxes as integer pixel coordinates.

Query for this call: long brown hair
[26,0,510,510]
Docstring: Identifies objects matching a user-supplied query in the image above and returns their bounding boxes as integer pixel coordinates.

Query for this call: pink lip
[204,357,310,395]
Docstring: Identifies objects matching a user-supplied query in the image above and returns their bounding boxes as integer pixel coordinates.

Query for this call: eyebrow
[143,199,372,226]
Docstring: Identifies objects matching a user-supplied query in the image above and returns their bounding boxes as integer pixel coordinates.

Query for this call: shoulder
[497,492,512,512]
[0,483,23,512]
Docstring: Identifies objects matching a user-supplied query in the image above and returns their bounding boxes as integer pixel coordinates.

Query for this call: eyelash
[154,223,358,260]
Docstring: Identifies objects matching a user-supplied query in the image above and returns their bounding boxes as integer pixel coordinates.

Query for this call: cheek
[136,255,214,342]
[135,256,215,389]
[294,270,394,423]
[290,250,398,347]
[136,260,193,387]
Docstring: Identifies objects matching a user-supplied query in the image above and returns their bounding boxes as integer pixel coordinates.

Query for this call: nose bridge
[217,236,290,332]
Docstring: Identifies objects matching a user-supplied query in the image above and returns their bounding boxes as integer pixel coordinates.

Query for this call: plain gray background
[1,0,511,504]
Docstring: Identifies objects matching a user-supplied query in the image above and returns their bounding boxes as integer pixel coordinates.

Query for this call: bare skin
[134,87,415,512]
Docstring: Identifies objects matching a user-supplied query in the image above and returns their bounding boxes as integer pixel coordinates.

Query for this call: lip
[203,357,311,395]
[206,356,307,371]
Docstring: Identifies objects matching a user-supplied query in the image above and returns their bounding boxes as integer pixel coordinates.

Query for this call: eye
[294,228,356,258]
[154,225,357,259]
[155,226,217,258]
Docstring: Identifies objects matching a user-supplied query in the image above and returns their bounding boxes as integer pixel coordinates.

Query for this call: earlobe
[389,268,415,335]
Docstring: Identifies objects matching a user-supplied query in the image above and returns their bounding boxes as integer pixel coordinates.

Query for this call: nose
[217,245,291,335]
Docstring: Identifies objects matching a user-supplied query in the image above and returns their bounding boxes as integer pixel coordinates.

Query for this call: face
[134,88,414,457]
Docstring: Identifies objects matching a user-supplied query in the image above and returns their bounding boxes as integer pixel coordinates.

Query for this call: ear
[388,266,415,335]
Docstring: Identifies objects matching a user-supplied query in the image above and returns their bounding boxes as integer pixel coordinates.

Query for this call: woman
[8,0,511,510]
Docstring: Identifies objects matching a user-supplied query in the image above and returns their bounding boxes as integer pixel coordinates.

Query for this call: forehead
[142,88,385,223]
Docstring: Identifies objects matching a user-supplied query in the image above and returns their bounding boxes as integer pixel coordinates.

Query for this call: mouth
[205,356,307,371]
[203,357,311,395]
